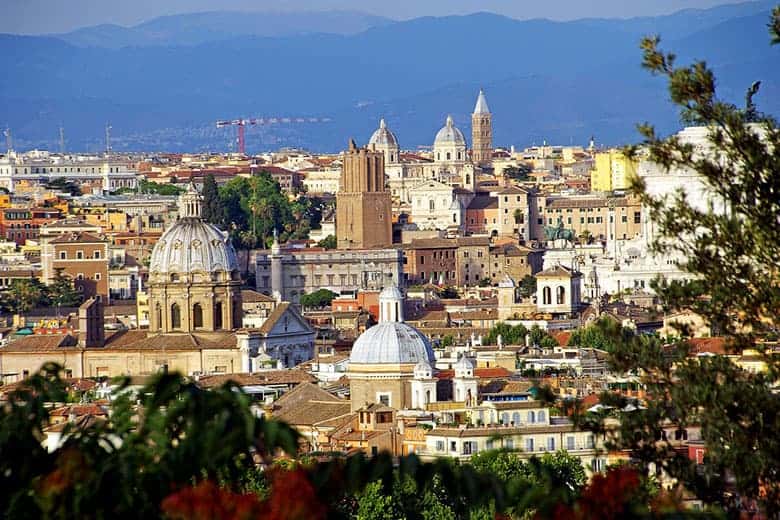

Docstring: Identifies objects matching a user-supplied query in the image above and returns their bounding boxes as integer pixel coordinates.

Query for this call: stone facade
[336,140,392,250]
[256,247,404,303]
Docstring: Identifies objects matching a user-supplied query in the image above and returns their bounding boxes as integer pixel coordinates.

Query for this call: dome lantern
[178,181,203,219]
[379,284,404,323]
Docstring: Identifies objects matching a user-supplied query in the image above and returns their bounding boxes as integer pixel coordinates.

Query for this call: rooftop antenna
[105,123,112,155]
[59,126,65,154]
[3,128,12,153]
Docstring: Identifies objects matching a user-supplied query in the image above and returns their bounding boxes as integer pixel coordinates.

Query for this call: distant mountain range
[1,1,778,153]
[54,10,394,48]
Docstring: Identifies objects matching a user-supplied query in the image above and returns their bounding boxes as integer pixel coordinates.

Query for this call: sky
[0,0,750,34]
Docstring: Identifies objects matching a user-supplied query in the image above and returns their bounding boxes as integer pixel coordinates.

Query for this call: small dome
[369,118,399,148]
[455,354,474,370]
[434,115,466,146]
[349,321,435,365]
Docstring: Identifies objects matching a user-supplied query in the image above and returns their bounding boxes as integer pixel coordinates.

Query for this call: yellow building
[591,150,637,192]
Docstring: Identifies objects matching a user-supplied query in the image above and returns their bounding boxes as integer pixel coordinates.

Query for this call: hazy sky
[1,0,750,34]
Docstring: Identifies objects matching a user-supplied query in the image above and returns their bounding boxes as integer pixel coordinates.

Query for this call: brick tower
[471,89,493,167]
[336,139,392,249]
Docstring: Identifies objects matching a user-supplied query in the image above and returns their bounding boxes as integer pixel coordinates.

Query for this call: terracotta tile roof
[268,382,351,426]
[545,196,632,209]
[427,423,576,438]
[196,370,315,388]
[436,367,513,380]
[1,334,77,352]
[687,337,727,355]
[241,289,276,303]
[536,265,580,278]
[51,231,106,244]
[257,303,290,334]
[407,238,457,249]
[467,196,498,211]
[50,404,108,417]
[456,237,490,247]
[552,331,572,346]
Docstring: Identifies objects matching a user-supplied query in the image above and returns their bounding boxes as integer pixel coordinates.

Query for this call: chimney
[78,297,105,348]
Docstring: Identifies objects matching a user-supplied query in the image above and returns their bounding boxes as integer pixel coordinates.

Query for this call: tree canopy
[300,288,337,309]
[580,9,780,515]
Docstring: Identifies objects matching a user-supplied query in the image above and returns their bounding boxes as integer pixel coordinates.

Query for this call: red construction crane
[215,117,332,155]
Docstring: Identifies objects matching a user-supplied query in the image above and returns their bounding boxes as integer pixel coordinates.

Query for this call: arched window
[214,302,223,330]
[465,174,470,185]
[193,303,203,329]
[556,286,565,305]
[527,411,536,424]
[429,199,435,211]
[512,412,520,426]
[543,287,552,305]
[425,390,431,404]
[501,412,509,425]
[171,303,181,330]
[437,153,441,160]
[457,152,461,160]
[155,303,162,328]
[446,152,451,160]
[538,410,546,423]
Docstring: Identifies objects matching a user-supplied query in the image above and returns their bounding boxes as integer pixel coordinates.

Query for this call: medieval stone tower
[471,89,493,167]
[336,139,392,249]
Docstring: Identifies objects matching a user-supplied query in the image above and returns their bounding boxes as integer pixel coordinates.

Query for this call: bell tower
[336,139,392,249]
[471,89,492,167]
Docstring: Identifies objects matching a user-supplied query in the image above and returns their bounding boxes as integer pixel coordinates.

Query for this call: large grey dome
[149,183,239,278]
[434,115,466,146]
[349,321,435,365]
[369,119,399,148]
[349,284,435,365]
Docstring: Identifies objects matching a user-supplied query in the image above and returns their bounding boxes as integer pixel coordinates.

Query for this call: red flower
[161,481,264,520]
[260,468,326,520]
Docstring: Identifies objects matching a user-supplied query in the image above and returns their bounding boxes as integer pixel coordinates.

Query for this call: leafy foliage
[518,275,536,298]
[317,234,337,249]
[200,173,221,225]
[45,177,82,196]
[300,288,337,309]
[584,9,780,516]
[567,317,636,352]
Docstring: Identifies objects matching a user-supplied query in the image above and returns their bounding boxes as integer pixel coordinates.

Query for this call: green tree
[1,278,47,314]
[317,235,337,249]
[583,9,780,515]
[46,268,83,310]
[518,274,537,297]
[300,289,337,309]
[201,173,222,225]
[568,317,635,352]
[484,322,528,346]
[503,164,531,182]
[45,177,82,196]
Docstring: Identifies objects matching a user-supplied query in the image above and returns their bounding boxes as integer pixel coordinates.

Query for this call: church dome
[149,183,239,280]
[349,284,435,365]
[349,322,435,365]
[434,115,466,146]
[369,118,399,148]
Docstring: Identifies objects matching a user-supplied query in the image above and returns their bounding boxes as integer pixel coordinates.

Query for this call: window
[171,303,181,329]
[59,251,67,260]
[634,211,641,224]
[214,302,223,329]
[450,441,457,452]
[94,250,101,259]
[547,437,555,451]
[76,251,84,259]
[77,273,84,280]
[537,410,546,423]
[621,215,628,223]
[556,286,565,305]
[377,393,391,407]
[566,436,575,450]
[587,435,595,449]
[193,303,203,328]
[511,412,520,425]
[94,273,101,281]
[436,440,445,452]
[542,287,551,305]
[505,439,513,450]
[462,441,477,455]
[525,438,534,452]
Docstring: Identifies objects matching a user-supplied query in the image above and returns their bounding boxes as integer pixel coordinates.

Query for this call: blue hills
[1,2,778,153]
